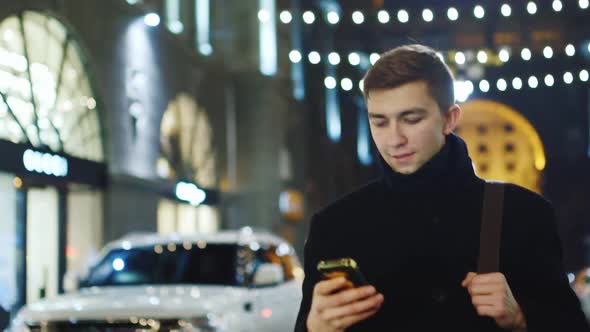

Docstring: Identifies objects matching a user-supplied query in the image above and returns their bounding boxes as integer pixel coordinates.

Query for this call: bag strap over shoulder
[477,182,505,274]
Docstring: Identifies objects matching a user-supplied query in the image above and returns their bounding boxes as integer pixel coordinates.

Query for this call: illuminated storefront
[0,11,106,313]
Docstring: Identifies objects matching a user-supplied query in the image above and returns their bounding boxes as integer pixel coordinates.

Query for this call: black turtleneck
[381,133,480,194]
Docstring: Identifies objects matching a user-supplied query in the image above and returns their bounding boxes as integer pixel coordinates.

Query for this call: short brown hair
[362,44,455,112]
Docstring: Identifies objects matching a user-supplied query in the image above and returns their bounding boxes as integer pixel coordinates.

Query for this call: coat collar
[380,133,481,194]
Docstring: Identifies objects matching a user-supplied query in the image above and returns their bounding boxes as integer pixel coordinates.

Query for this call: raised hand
[462,272,527,332]
[307,277,384,332]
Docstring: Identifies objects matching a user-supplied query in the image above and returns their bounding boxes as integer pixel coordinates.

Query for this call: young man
[294,44,590,331]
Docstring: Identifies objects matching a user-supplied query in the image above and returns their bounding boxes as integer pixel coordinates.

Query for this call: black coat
[294,134,589,332]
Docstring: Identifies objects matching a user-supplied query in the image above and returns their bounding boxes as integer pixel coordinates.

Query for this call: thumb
[462,272,477,288]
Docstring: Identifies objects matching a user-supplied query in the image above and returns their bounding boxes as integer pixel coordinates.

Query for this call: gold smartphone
[316,257,369,288]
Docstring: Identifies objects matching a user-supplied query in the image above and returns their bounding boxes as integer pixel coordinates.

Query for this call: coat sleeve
[508,199,590,332]
[293,214,322,332]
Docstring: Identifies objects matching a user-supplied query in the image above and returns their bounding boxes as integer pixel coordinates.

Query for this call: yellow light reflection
[13,176,22,188]
[167,243,176,252]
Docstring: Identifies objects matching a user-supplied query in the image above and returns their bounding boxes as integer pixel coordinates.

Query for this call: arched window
[0,11,103,161]
[159,93,216,187]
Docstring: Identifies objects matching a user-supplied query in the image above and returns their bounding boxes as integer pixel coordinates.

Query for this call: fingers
[463,272,524,330]
[473,304,500,317]
[463,273,509,304]
[329,306,381,330]
[320,293,384,321]
[313,277,351,296]
[472,302,514,321]
[461,272,477,287]
[462,272,506,289]
[308,281,384,332]
[316,285,378,311]
[469,273,506,285]
[470,294,503,307]
[471,294,513,319]
[467,283,504,296]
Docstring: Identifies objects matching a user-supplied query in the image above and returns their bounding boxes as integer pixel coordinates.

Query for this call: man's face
[367,80,459,175]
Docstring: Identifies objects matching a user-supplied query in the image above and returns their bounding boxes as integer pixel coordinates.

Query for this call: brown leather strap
[477,182,505,274]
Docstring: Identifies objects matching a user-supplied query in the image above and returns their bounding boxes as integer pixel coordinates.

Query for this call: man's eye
[371,120,386,127]
[404,117,423,124]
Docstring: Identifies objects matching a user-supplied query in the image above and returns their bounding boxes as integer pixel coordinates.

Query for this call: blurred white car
[9,228,303,331]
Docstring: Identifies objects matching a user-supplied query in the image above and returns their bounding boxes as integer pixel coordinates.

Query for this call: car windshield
[82,243,238,287]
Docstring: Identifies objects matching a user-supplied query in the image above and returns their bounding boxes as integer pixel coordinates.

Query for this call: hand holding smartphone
[316,257,369,289]
[307,257,383,331]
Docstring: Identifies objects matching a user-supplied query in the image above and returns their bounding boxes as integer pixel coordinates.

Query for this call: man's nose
[388,123,407,147]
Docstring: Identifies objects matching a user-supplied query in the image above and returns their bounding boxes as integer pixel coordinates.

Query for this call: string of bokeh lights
[276,0,589,26]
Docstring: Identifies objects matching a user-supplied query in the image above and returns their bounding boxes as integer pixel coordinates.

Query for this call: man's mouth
[392,152,415,160]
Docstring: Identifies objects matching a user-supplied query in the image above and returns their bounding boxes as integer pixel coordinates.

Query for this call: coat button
[432,288,447,303]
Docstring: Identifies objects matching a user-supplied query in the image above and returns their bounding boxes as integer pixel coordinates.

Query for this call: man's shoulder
[313,179,384,221]
[501,182,552,209]
[497,182,555,228]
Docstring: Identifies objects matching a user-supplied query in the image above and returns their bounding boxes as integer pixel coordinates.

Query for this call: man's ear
[443,105,461,135]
